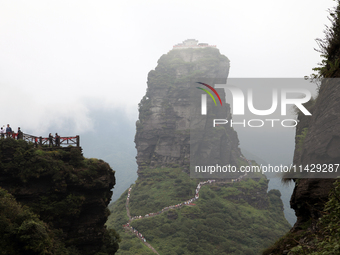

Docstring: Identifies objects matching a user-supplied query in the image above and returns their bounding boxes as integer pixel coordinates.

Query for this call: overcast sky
[0,0,336,135]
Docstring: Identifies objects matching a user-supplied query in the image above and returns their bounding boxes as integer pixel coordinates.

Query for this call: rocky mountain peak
[135,46,241,176]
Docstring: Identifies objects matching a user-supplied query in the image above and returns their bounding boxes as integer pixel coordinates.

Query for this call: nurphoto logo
[196,79,313,128]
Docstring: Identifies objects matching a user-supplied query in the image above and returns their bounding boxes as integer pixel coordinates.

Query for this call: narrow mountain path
[123,168,249,254]
[123,187,160,254]
[122,154,253,254]
[123,224,160,255]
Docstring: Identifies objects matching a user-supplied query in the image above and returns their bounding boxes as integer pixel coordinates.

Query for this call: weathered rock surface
[135,47,242,175]
[263,80,340,254]
[290,79,340,230]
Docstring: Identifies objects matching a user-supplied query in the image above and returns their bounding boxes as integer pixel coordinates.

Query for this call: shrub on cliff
[0,138,119,255]
[277,181,340,255]
[313,0,340,79]
[0,187,74,255]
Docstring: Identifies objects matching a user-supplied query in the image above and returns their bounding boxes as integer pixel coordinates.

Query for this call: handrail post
[76,135,80,147]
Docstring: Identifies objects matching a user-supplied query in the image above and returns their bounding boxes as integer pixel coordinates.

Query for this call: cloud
[0,0,335,137]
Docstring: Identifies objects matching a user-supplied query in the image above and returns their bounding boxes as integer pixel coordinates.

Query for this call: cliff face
[263,80,340,254]
[290,80,340,230]
[135,47,241,175]
[262,2,340,253]
[0,138,118,255]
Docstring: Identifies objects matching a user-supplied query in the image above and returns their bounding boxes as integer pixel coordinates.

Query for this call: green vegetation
[113,233,155,255]
[0,138,119,255]
[107,167,290,255]
[314,7,340,78]
[129,168,197,216]
[0,187,75,255]
[296,128,308,152]
[263,181,340,255]
[311,0,340,80]
[307,180,340,254]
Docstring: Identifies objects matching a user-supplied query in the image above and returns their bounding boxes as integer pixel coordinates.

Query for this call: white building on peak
[172,39,216,50]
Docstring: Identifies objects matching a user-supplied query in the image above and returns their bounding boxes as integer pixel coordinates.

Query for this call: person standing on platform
[6,124,12,138]
[0,127,5,139]
[17,127,23,140]
[55,133,60,147]
[48,133,54,147]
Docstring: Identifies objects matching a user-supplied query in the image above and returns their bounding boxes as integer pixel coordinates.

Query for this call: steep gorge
[263,79,340,255]
[263,2,340,252]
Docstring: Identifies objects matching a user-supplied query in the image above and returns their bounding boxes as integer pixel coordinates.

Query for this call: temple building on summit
[172,39,216,50]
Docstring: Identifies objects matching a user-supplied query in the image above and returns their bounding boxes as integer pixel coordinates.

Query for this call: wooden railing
[20,133,80,147]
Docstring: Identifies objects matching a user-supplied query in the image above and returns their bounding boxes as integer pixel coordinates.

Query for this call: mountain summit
[135,43,239,174]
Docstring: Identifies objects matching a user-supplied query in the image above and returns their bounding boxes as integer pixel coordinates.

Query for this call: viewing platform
[24,134,79,147]
[2,133,80,150]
